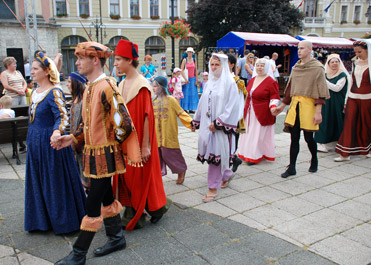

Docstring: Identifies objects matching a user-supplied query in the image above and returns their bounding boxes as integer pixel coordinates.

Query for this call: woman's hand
[141,146,151,163]
[18,89,26,96]
[209,123,216,132]
[50,130,61,147]
[185,79,190,84]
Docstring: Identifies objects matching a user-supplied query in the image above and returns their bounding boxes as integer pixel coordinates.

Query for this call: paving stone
[87,248,144,265]
[159,205,201,234]
[194,201,237,218]
[294,173,336,188]
[303,208,360,233]
[168,190,203,208]
[331,163,369,177]
[217,193,266,212]
[243,205,297,228]
[241,231,298,260]
[354,192,371,206]
[270,179,314,195]
[248,171,283,185]
[2,213,25,235]
[276,250,336,265]
[271,196,323,217]
[0,256,18,265]
[315,167,355,181]
[298,189,347,207]
[130,236,193,264]
[211,217,257,239]
[17,252,53,265]
[184,207,223,224]
[163,181,189,195]
[264,228,304,248]
[322,181,369,198]
[310,235,371,265]
[227,177,263,192]
[173,223,231,252]
[228,214,267,231]
[237,165,264,177]
[245,186,291,203]
[0,171,19,180]
[330,200,371,222]
[0,244,14,258]
[199,241,268,265]
[168,254,210,265]
[10,231,64,252]
[181,175,208,189]
[273,218,335,245]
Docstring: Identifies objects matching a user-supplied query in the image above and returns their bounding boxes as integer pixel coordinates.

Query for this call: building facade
[52,0,202,75]
[292,0,371,38]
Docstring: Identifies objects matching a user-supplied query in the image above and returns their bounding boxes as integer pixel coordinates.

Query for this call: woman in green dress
[315,54,350,152]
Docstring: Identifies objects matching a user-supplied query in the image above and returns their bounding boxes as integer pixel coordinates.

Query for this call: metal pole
[99,0,103,43]
[171,0,175,71]
[31,0,38,52]
[96,17,99,42]
[24,0,32,62]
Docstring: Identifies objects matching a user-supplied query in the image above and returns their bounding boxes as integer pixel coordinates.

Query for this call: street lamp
[89,16,107,43]
[88,0,106,43]
[171,0,175,71]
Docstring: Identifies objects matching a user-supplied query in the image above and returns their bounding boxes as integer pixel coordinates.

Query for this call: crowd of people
[0,38,370,265]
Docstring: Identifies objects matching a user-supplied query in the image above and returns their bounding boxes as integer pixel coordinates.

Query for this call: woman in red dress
[335,40,371,161]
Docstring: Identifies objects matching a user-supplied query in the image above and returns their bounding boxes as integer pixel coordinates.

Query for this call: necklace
[206,90,212,118]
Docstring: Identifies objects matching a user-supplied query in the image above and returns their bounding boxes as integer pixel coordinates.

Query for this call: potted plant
[340,20,347,24]
[131,15,141,20]
[353,20,361,25]
[80,14,89,19]
[110,14,120,20]
[151,15,160,20]
[169,16,179,20]
[56,13,67,18]
[159,20,191,39]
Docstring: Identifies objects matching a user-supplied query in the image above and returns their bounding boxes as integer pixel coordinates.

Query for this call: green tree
[187,0,303,49]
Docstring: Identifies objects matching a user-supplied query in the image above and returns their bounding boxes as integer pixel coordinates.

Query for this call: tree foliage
[187,0,303,49]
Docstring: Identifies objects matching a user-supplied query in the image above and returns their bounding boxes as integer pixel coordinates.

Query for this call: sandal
[221,173,235,189]
[176,171,186,184]
[202,193,218,203]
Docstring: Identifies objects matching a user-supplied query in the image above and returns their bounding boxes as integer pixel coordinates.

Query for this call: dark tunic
[315,72,347,143]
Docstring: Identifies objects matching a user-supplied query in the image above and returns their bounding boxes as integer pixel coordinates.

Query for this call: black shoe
[232,156,242,172]
[281,165,296,178]
[247,162,256,166]
[150,215,163,224]
[308,159,318,173]
[19,142,26,152]
[55,248,87,265]
[94,215,126,257]
[189,110,195,114]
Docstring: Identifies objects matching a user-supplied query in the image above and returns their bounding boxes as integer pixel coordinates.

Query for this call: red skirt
[336,98,371,156]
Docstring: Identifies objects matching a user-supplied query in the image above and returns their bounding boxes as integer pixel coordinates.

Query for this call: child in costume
[169,67,183,102]
[152,76,193,184]
[199,72,208,94]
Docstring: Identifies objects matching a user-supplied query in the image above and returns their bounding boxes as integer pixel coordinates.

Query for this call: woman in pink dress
[238,58,280,165]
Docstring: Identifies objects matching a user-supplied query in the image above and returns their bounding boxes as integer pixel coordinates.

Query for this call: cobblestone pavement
[0,112,370,265]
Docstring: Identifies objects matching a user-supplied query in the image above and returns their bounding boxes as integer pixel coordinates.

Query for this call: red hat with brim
[115,39,139,60]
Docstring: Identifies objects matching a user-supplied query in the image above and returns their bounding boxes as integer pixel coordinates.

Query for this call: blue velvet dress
[25,87,86,234]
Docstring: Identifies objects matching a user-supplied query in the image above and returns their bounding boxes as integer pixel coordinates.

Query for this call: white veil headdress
[252,58,275,79]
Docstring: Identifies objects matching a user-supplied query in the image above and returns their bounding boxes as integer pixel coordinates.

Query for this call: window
[110,0,120,16]
[0,0,15,19]
[341,6,348,22]
[56,0,67,16]
[79,0,89,16]
[186,0,195,18]
[145,36,165,56]
[61,36,87,75]
[108,36,129,69]
[130,0,139,17]
[179,37,198,65]
[304,0,317,17]
[354,5,361,22]
[150,0,159,17]
[169,0,178,19]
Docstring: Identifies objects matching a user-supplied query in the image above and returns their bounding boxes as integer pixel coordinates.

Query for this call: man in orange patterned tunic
[53,41,134,265]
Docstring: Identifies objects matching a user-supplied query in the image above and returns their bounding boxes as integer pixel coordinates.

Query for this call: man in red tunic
[113,39,170,230]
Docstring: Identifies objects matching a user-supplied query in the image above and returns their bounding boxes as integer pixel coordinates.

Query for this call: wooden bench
[12,105,29,117]
[0,116,29,165]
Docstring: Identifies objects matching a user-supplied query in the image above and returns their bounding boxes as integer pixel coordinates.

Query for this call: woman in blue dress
[180,47,199,112]
[25,52,86,234]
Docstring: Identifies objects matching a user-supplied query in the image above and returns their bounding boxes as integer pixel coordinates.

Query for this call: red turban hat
[115,39,139,60]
